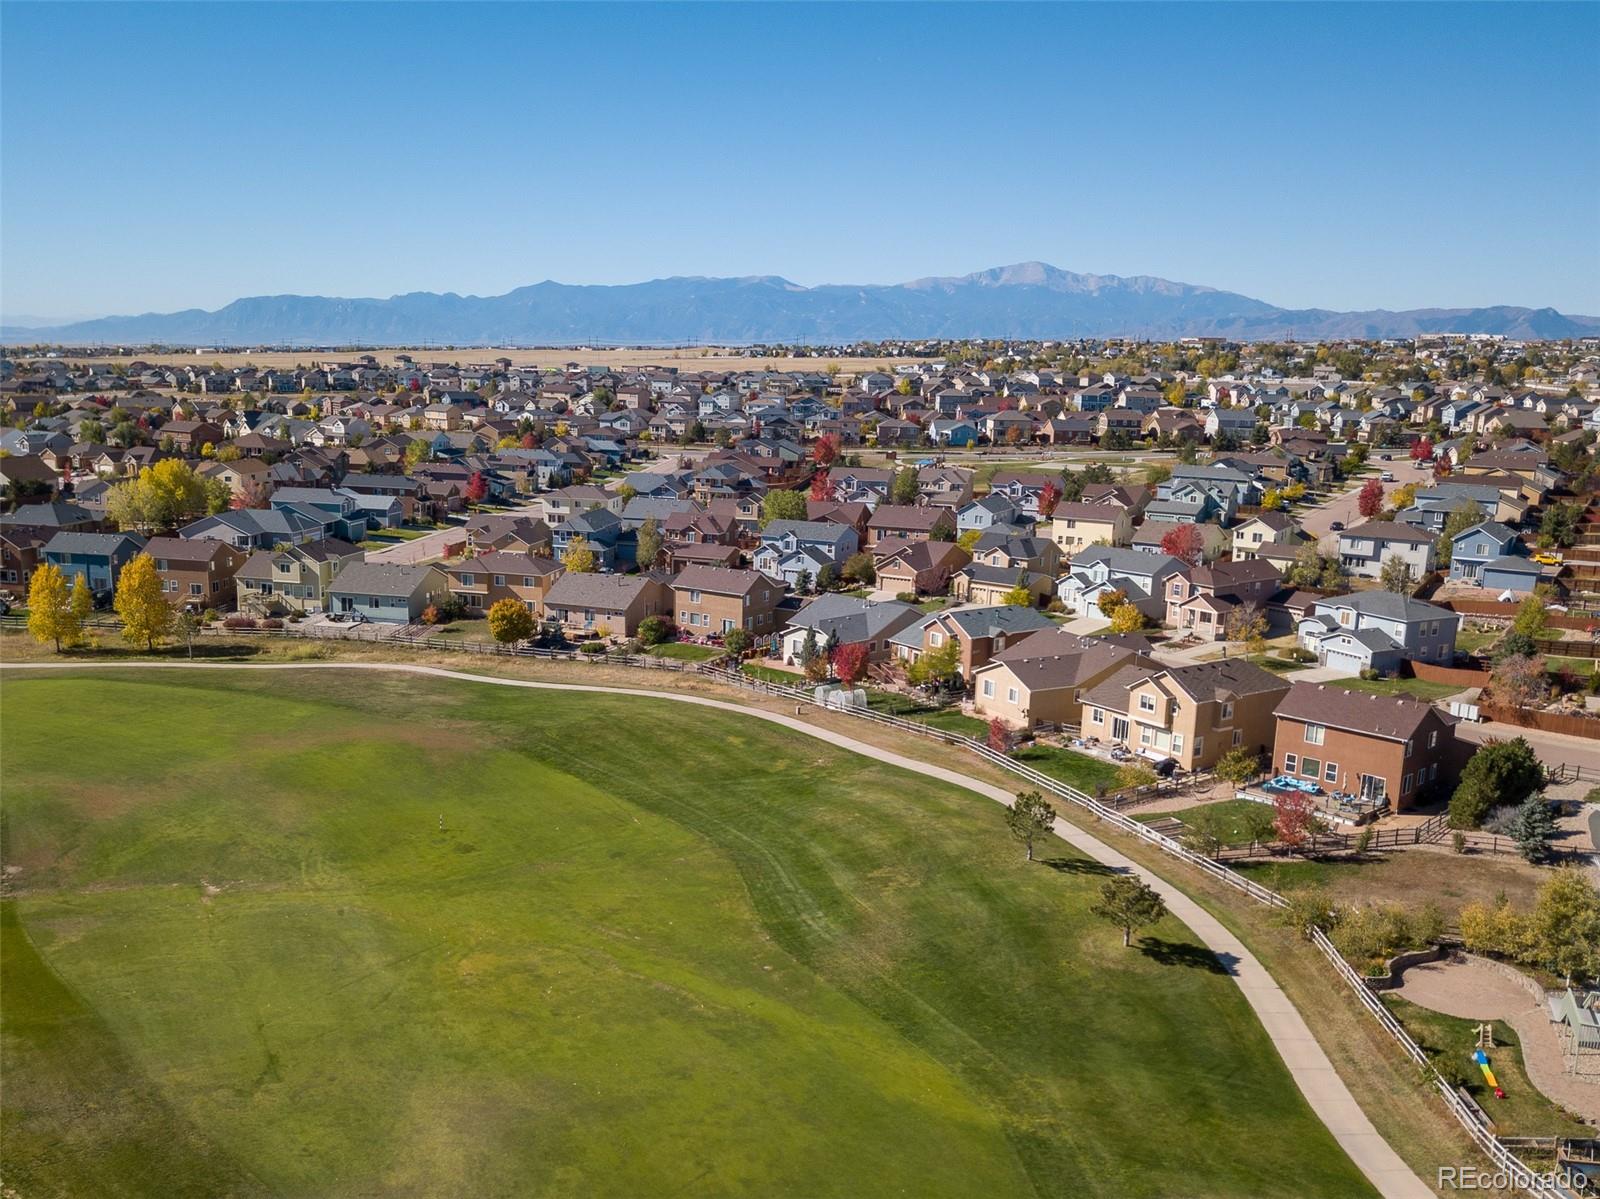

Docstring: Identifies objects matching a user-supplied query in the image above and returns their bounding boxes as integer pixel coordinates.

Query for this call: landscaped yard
[1331,677,1466,702]
[0,668,1373,1198]
[1454,626,1503,656]
[741,661,804,685]
[864,689,989,738]
[647,641,723,662]
[1009,743,1124,795]
[359,524,436,544]
[1144,799,1275,848]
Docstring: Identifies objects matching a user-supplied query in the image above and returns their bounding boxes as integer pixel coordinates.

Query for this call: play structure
[1473,1049,1506,1100]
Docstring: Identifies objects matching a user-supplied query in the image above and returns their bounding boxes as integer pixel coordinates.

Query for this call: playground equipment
[1473,1049,1506,1099]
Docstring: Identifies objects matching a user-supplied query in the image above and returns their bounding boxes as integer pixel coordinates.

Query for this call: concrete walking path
[2,660,1432,1198]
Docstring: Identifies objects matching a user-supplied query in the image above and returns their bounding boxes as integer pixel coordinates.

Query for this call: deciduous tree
[1273,790,1322,852]
[1160,522,1203,566]
[636,517,663,570]
[561,536,597,574]
[1356,478,1385,520]
[760,489,808,527]
[1109,603,1147,633]
[1379,552,1415,595]
[25,562,77,652]
[114,553,172,650]
[487,597,535,644]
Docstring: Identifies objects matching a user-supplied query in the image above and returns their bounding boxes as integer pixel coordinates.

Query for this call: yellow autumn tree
[1109,603,1147,633]
[69,573,94,643]
[562,536,597,574]
[26,562,79,652]
[114,553,173,649]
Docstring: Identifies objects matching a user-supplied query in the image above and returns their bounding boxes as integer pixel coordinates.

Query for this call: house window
[1232,729,1243,747]
[1192,736,1203,757]
[1090,708,1104,724]
[1220,701,1234,721]
[1429,730,1437,748]
[1006,687,1018,704]
[1403,739,1413,758]
[189,583,202,596]
[1138,694,1156,713]
[1301,756,1321,778]
[982,680,994,698]
[1284,753,1298,774]
[1325,761,1339,783]
[461,574,475,586]
[1304,724,1325,745]
[493,575,505,587]
[1171,733,1184,755]
[930,631,943,647]
[1140,726,1154,746]
[1402,772,1413,794]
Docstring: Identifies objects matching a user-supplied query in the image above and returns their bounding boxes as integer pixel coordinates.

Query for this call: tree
[1379,552,1415,595]
[1096,588,1128,618]
[1273,789,1322,853]
[1108,603,1147,633]
[929,513,956,542]
[1531,870,1600,984]
[1260,487,1283,511]
[1540,501,1582,549]
[906,639,961,689]
[638,614,672,647]
[1001,584,1033,607]
[811,433,840,468]
[562,536,597,574]
[809,469,832,502]
[889,466,920,505]
[25,562,78,652]
[1509,795,1556,863]
[1490,652,1548,710]
[114,553,172,650]
[1160,522,1203,566]
[831,640,867,684]
[1214,746,1263,786]
[987,716,1015,753]
[636,517,663,570]
[105,459,216,532]
[1435,499,1483,567]
[403,438,430,471]
[761,489,808,527]
[1410,436,1434,461]
[69,573,93,640]
[1091,876,1169,947]
[1004,790,1055,862]
[1511,594,1548,642]
[956,527,982,553]
[842,552,876,586]
[488,597,535,644]
[1037,481,1062,518]
[231,475,273,510]
[724,627,753,657]
[173,609,204,658]
[465,472,489,506]
[1356,478,1385,519]
[1223,601,1266,647]
[1449,737,1544,828]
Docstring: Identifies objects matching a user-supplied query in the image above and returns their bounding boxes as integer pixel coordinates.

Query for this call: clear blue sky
[3,2,1597,320]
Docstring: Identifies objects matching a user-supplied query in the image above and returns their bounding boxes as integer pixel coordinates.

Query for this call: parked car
[1330,520,1345,531]
[1379,471,1395,482]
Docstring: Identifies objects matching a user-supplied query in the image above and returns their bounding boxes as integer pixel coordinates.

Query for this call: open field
[24,347,927,374]
[0,668,1374,1198]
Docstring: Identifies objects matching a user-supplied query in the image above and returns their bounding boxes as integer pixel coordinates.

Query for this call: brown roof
[1275,682,1457,743]
[671,564,775,598]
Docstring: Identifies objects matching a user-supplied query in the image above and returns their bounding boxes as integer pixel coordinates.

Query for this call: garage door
[1325,649,1367,674]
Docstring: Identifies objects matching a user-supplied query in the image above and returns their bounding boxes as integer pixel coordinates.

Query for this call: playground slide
[1472,1049,1506,1099]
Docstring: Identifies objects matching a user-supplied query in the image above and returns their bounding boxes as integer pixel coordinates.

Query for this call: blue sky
[3,2,1597,320]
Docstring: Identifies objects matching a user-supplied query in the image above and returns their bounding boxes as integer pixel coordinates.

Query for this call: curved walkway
[1395,956,1600,1126]
[2,661,1432,1198]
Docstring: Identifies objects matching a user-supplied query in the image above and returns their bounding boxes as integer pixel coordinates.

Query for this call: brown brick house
[671,565,784,636]
[1271,683,1460,812]
[158,420,225,452]
[144,535,249,609]
[543,571,671,637]
[442,551,563,613]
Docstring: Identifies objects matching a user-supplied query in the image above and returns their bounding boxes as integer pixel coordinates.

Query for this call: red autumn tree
[1357,478,1386,519]
[519,432,538,450]
[465,472,489,505]
[231,476,273,510]
[1433,458,1452,481]
[987,716,1015,753]
[1160,522,1204,566]
[811,434,840,468]
[809,469,832,502]
[1273,790,1321,852]
[1038,481,1062,518]
[831,641,868,685]
[1409,436,1434,461]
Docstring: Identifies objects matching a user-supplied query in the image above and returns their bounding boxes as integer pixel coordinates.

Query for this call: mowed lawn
[0,669,1373,1199]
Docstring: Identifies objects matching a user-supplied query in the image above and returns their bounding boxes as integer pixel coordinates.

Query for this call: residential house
[753,520,860,586]
[542,572,671,637]
[888,604,1056,682]
[1335,521,1436,582]
[41,531,146,595]
[143,535,249,609]
[873,539,969,597]
[866,504,953,546]
[442,552,563,615]
[236,539,365,614]
[328,561,450,624]
[1164,559,1284,642]
[1081,659,1291,772]
[1055,546,1185,621]
[1231,512,1300,561]
[1048,502,1133,555]
[971,632,1158,732]
[671,565,784,637]
[1272,683,1460,812]
[1297,591,1459,673]
[776,593,924,664]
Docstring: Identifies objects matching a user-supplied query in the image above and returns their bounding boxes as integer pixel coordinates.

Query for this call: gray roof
[1452,521,1518,546]
[544,571,659,608]
[42,531,145,556]
[1315,590,1455,623]
[783,593,922,643]
[329,561,443,599]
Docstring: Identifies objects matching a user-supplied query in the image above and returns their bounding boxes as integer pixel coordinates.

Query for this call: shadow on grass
[1138,937,1237,975]
[59,643,265,661]
[1039,856,1116,877]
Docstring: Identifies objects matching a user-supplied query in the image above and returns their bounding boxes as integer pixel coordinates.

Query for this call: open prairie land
[0,668,1372,1198]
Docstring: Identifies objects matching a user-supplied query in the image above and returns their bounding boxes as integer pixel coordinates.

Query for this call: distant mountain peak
[5,265,1595,345]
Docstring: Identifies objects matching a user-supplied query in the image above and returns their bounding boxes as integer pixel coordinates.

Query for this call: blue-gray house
[42,531,146,597]
[1447,522,1521,584]
[327,561,450,624]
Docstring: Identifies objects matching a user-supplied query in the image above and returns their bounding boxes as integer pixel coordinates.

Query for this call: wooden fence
[1480,703,1600,739]
[1,616,1574,1196]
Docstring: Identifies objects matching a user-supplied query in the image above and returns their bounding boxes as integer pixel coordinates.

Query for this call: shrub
[1332,904,1414,971]
[1358,666,1380,681]
[420,604,442,626]
[895,591,918,603]
[637,615,673,647]
[222,615,257,629]
[202,608,220,624]
[259,617,284,630]
[578,641,606,655]
[1278,887,1339,939]
[724,628,753,658]
[1449,737,1543,829]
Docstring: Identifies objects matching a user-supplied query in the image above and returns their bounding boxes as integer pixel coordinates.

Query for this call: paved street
[1297,457,1434,550]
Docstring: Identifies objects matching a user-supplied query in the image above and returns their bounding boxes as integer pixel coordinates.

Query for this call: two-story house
[1335,521,1436,582]
[542,571,671,637]
[1447,521,1528,588]
[236,539,365,614]
[1231,512,1301,561]
[972,631,1158,732]
[1164,558,1284,642]
[888,604,1056,683]
[441,552,564,615]
[1056,546,1186,621]
[143,535,249,609]
[671,565,784,636]
[1048,502,1133,555]
[776,594,924,665]
[1272,683,1460,811]
[1297,591,1459,674]
[753,520,860,586]
[1081,659,1290,772]
[41,531,146,596]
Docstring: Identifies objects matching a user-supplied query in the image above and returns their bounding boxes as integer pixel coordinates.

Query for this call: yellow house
[1048,502,1133,555]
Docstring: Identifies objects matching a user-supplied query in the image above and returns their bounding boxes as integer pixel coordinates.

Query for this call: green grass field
[0,669,1373,1198]
[1009,744,1124,794]
[1332,677,1465,702]
[646,641,724,661]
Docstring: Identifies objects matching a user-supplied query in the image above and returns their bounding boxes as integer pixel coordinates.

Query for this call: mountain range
[6,262,1597,345]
